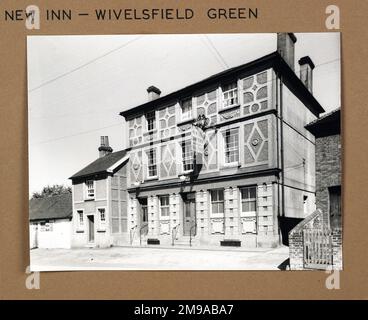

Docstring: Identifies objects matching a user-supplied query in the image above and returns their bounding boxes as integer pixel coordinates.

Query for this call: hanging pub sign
[192,124,206,166]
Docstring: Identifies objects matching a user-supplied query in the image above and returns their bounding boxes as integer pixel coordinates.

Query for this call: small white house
[29,193,72,249]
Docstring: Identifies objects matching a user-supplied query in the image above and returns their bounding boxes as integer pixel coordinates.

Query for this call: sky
[27,33,340,196]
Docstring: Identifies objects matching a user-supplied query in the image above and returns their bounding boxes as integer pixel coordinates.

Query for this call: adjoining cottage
[69,137,129,248]
[29,193,72,249]
[289,108,342,270]
[119,33,325,248]
[305,108,341,229]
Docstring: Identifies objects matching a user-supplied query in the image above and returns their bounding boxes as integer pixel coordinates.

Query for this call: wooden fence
[303,228,332,269]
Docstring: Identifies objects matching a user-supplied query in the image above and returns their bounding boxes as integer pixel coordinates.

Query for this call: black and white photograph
[27,33,341,271]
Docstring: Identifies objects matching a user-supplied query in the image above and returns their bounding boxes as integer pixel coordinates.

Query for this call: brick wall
[315,134,341,214]
[332,228,343,270]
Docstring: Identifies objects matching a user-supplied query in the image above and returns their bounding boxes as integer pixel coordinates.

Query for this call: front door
[138,197,148,235]
[183,193,196,236]
[88,215,95,243]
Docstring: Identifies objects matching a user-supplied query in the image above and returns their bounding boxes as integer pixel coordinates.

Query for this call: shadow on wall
[278,216,304,246]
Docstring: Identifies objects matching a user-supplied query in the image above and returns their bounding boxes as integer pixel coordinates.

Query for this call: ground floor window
[240,186,257,213]
[160,195,170,218]
[77,210,84,226]
[97,208,107,231]
[210,189,224,215]
[98,208,106,222]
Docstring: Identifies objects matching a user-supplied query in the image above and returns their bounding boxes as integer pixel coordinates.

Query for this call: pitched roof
[29,193,72,221]
[120,51,325,118]
[69,149,128,180]
[305,108,341,137]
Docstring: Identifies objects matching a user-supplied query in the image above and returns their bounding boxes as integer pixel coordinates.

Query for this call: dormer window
[85,180,95,199]
[181,98,193,121]
[222,82,238,108]
[145,111,156,132]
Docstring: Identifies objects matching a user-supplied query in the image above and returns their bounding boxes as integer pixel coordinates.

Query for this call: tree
[32,184,72,199]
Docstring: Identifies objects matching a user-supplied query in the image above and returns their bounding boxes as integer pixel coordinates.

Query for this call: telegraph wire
[30,57,340,121]
[30,122,122,146]
[201,35,229,69]
[28,36,142,93]
[29,53,340,144]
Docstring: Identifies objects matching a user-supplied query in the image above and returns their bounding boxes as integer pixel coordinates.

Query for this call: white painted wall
[30,219,72,249]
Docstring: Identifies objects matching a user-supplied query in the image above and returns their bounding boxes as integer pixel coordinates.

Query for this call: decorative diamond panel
[159,105,176,139]
[241,70,269,116]
[243,119,269,166]
[203,130,218,171]
[130,151,143,184]
[160,143,176,178]
[196,89,217,126]
[128,117,143,146]
[250,129,263,154]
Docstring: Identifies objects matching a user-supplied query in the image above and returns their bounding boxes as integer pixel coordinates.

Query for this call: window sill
[76,229,84,233]
[176,118,195,126]
[220,162,240,169]
[179,169,194,176]
[219,104,240,113]
[97,229,106,233]
[84,198,95,202]
[143,129,158,136]
[146,176,158,181]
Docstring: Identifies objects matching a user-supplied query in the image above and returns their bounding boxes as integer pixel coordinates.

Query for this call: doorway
[182,193,196,236]
[87,215,95,243]
[138,197,148,235]
[329,186,341,229]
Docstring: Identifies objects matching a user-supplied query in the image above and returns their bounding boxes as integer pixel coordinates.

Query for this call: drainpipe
[279,76,285,218]
[275,76,280,218]
[275,74,282,244]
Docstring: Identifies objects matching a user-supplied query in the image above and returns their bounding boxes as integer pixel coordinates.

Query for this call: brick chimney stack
[298,56,315,93]
[147,85,161,101]
[98,136,113,158]
[277,33,297,71]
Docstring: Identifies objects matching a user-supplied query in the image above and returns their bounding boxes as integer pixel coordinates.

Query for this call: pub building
[119,33,325,248]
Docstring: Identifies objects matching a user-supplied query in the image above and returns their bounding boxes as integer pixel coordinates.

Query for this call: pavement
[30,245,289,271]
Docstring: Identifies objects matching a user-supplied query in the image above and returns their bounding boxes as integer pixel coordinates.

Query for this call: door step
[173,237,199,246]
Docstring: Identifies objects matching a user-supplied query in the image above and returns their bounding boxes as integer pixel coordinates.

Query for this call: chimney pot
[98,135,113,157]
[147,86,161,101]
[298,56,315,93]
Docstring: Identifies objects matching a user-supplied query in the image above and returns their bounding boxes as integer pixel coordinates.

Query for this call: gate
[303,228,332,270]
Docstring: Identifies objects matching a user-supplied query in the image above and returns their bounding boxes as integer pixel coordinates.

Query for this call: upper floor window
[222,82,238,108]
[182,139,194,172]
[40,221,53,232]
[224,128,239,164]
[145,111,156,132]
[159,195,170,217]
[85,180,95,199]
[240,186,257,213]
[181,98,193,121]
[147,148,157,178]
